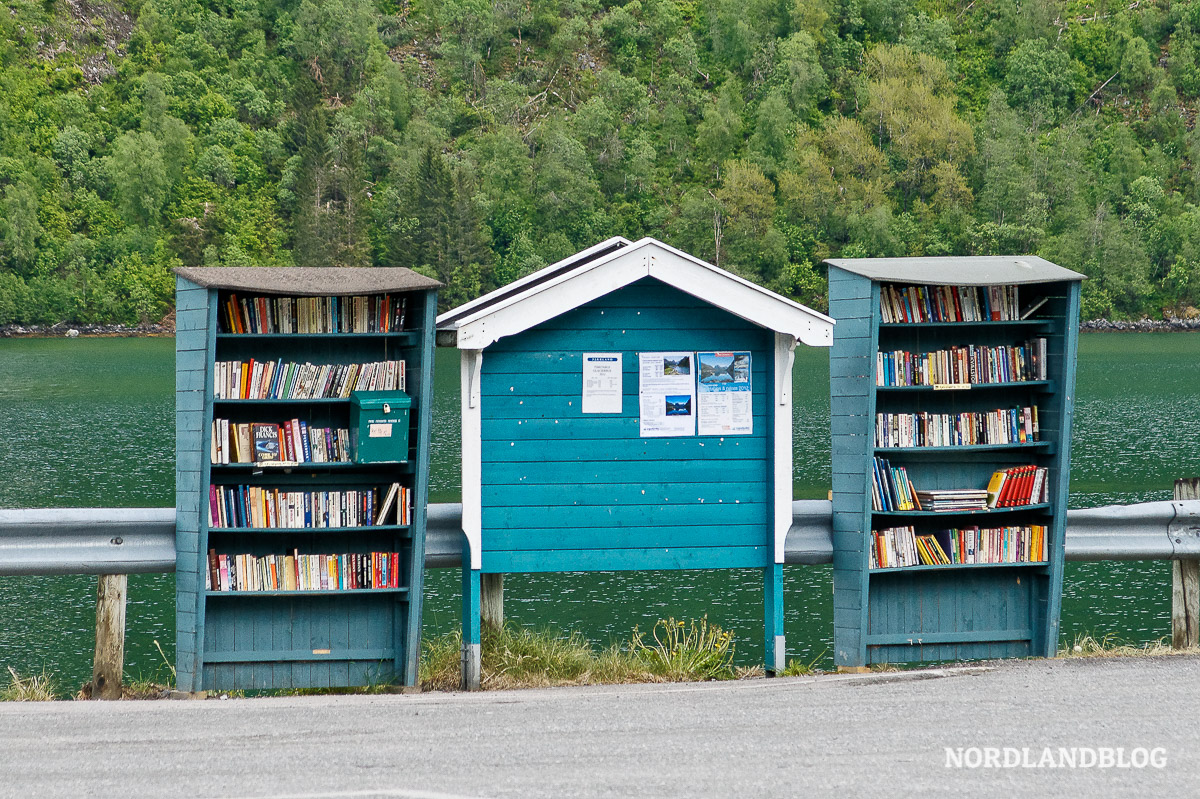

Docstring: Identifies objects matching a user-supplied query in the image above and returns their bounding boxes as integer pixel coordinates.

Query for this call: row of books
[875,405,1039,448]
[876,339,1048,387]
[986,465,1049,507]
[220,293,409,335]
[879,284,1024,323]
[871,457,919,511]
[213,358,405,400]
[208,483,410,529]
[869,525,1048,569]
[205,549,404,592]
[211,419,351,465]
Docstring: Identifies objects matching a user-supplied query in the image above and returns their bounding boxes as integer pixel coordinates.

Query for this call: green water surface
[0,333,1197,687]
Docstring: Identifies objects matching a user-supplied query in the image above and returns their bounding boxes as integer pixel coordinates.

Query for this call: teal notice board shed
[436,237,834,688]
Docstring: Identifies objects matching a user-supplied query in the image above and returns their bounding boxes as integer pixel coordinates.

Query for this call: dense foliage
[4,0,1200,323]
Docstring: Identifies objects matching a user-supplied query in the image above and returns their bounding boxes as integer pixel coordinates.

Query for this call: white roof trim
[437,236,632,325]
[438,237,834,349]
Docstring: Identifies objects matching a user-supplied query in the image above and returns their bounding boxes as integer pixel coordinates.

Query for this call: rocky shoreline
[3,318,1199,338]
[1080,318,1200,331]
[1,321,174,338]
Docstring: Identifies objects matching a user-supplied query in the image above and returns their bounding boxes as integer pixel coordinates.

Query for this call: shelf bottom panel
[203,648,395,664]
[866,629,1033,647]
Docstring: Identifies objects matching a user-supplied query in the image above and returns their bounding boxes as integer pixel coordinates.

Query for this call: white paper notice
[638,352,696,437]
[582,353,623,413]
[697,351,753,435]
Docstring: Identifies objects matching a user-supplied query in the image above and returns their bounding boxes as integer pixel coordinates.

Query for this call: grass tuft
[1059,632,1190,658]
[420,617,740,691]
[2,666,58,701]
[779,648,829,677]
[629,616,736,681]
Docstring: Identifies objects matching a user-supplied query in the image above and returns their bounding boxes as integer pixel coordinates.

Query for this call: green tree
[1,182,42,274]
[108,132,169,227]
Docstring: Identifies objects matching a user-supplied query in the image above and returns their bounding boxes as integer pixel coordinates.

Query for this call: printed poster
[582,353,623,413]
[697,351,753,435]
[638,352,696,437]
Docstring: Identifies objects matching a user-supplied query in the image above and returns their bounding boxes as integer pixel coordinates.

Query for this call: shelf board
[873,503,1051,518]
[879,320,1051,329]
[210,461,411,471]
[213,397,354,404]
[874,441,1053,454]
[875,380,1053,392]
[205,587,409,597]
[208,525,411,534]
[869,561,1048,574]
[216,332,418,341]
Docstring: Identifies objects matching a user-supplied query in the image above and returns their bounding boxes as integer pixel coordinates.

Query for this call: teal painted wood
[176,276,436,691]
[463,568,481,646]
[479,278,774,579]
[482,437,769,463]
[480,523,769,551]
[764,563,784,672]
[480,480,765,506]
[402,287,438,685]
[464,274,797,678]
[482,459,770,485]
[481,546,771,573]
[828,265,1077,667]
[481,504,769,531]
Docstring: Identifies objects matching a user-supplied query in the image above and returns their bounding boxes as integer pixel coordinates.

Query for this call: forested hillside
[3,0,1200,324]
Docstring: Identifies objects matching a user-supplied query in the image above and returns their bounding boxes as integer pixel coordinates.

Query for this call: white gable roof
[436,237,834,349]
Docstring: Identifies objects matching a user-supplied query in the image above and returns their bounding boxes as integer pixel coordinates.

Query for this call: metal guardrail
[4,501,1200,576]
[0,508,176,576]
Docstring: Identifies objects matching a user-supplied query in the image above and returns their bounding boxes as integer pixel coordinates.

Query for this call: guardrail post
[1173,479,1200,649]
[91,574,127,699]
[481,574,504,629]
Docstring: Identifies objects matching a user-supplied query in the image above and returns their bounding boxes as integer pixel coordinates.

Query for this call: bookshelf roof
[174,267,442,295]
[823,256,1085,285]
[437,236,834,349]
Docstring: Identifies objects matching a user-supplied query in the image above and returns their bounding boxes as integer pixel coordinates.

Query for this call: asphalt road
[1,656,1197,799]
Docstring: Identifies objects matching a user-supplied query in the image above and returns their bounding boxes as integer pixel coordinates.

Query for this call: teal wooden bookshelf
[174,267,439,692]
[825,257,1083,667]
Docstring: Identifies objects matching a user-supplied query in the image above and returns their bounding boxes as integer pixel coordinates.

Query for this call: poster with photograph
[697,351,753,435]
[582,353,623,413]
[638,352,696,437]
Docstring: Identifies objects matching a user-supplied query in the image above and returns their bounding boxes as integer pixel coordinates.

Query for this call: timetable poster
[638,352,695,437]
[581,353,623,413]
[696,351,753,435]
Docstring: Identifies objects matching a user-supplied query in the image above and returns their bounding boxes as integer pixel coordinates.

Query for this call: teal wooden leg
[764,564,785,675]
[461,567,481,690]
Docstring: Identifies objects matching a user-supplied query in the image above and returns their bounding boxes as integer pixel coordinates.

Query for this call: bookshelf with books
[826,256,1083,668]
[175,267,440,692]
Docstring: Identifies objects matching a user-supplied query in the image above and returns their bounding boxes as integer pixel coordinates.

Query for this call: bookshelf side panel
[828,268,877,667]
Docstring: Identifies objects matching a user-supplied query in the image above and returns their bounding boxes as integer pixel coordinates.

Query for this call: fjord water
[1,334,1197,686]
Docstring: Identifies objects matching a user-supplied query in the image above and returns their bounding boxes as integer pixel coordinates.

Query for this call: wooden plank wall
[174,277,210,692]
[828,267,875,667]
[479,277,774,573]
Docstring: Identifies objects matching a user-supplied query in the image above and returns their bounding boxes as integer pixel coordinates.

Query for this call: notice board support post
[764,563,785,674]
[462,566,482,690]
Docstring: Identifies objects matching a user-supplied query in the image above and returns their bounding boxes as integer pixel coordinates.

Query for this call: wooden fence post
[481,573,504,630]
[1173,479,1200,649]
[92,574,127,699]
